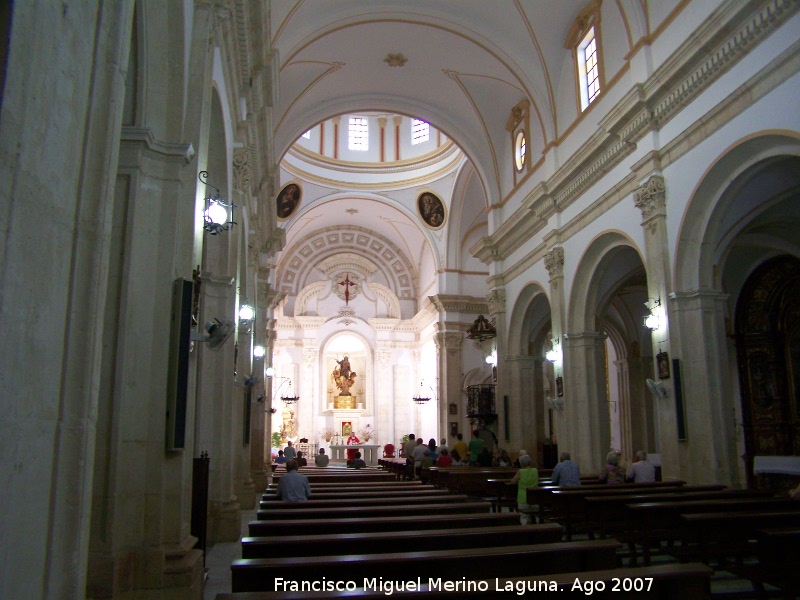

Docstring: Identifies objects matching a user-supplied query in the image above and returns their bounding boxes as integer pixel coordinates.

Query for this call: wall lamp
[238,303,255,323]
[644,298,662,331]
[199,171,237,235]
[252,345,265,359]
[545,338,561,363]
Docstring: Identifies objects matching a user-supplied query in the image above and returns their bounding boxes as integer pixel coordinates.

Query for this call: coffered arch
[277,226,418,304]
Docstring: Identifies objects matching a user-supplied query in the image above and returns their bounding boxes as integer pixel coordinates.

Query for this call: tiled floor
[202,504,257,600]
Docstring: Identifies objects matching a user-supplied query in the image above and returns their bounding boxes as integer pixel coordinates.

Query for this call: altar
[329,444,381,466]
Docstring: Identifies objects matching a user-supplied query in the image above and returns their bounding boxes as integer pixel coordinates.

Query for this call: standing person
[599,451,624,484]
[468,430,484,466]
[510,454,539,525]
[283,440,297,460]
[315,448,330,467]
[275,460,311,502]
[403,434,416,480]
[451,433,468,466]
[412,437,427,479]
[346,430,360,460]
[435,437,448,460]
[437,448,453,467]
[551,451,582,486]
[427,438,437,462]
[626,450,656,483]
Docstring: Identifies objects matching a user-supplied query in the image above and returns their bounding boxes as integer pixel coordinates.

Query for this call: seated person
[450,448,465,465]
[494,448,511,467]
[315,448,330,467]
[437,447,453,467]
[274,450,287,464]
[296,451,308,467]
[510,454,539,525]
[626,450,655,482]
[599,451,624,484]
[347,450,367,469]
[275,459,310,502]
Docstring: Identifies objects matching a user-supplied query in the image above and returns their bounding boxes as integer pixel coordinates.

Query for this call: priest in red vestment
[346,432,360,460]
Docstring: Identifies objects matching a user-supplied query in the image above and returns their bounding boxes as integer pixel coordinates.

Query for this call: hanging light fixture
[199,171,237,235]
[466,314,497,342]
[281,379,300,404]
[412,381,430,404]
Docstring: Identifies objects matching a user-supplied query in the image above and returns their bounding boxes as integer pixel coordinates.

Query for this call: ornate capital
[376,350,392,367]
[487,288,506,316]
[544,246,565,281]
[435,331,464,352]
[303,348,318,365]
[232,147,252,194]
[634,174,666,222]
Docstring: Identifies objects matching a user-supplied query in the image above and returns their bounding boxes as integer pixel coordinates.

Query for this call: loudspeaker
[673,358,687,441]
[166,278,194,451]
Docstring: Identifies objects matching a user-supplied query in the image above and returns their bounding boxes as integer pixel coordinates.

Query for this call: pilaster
[435,328,465,443]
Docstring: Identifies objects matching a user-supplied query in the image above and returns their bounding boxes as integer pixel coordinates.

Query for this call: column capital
[544,246,565,285]
[634,174,666,223]
[434,330,464,351]
[487,288,506,316]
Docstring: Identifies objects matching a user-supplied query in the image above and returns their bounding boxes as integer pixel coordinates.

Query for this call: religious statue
[332,355,358,397]
[280,405,296,441]
[336,355,351,380]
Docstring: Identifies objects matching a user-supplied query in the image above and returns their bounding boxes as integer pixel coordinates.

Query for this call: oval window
[515,130,526,171]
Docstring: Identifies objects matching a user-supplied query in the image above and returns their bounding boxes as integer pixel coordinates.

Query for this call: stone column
[248,273,271,494]
[545,248,569,457]
[564,332,609,473]
[504,356,542,454]
[434,327,464,443]
[376,347,394,448]
[634,174,678,478]
[487,288,507,444]
[671,290,741,486]
[195,271,240,543]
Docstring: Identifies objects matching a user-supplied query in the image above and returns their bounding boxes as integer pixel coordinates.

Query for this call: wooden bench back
[231,540,622,592]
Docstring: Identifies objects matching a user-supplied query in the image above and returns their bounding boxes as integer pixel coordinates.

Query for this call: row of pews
[217,465,715,599]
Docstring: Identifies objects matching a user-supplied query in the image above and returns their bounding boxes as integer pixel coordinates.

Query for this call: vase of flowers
[320,428,334,442]
[359,424,373,442]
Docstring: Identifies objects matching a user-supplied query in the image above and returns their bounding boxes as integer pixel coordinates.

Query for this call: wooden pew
[248,510,520,537]
[539,481,688,540]
[271,472,395,484]
[230,539,622,592]
[258,493,470,510]
[437,468,518,495]
[583,487,765,539]
[255,499,489,521]
[677,506,800,567]
[241,523,564,558]
[265,480,424,491]
[625,496,794,566]
[261,488,443,501]
[740,526,800,597]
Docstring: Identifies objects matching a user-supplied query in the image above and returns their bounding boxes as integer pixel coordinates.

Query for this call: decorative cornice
[477,0,800,265]
[428,294,488,314]
[119,127,195,163]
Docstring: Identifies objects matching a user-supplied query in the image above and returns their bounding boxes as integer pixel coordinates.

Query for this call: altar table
[329,444,381,466]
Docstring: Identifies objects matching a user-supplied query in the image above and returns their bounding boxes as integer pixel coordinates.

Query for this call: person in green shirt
[510,454,539,525]
[467,429,484,465]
